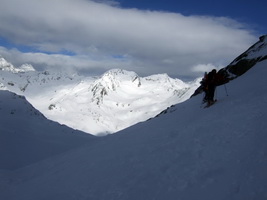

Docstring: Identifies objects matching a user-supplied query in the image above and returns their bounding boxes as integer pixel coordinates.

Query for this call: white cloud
[0,0,257,79]
[0,46,132,76]
[192,63,222,73]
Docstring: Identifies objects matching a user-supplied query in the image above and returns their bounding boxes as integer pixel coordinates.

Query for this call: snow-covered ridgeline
[223,35,267,79]
[0,58,35,73]
[0,59,200,135]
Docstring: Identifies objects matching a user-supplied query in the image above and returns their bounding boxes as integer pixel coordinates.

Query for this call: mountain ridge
[191,34,267,97]
[0,57,35,73]
[0,60,199,135]
[220,34,267,81]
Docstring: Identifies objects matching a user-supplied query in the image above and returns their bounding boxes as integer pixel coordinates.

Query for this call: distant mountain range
[0,58,200,135]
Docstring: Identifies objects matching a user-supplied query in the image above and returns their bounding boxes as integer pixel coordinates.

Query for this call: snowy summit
[0,62,199,135]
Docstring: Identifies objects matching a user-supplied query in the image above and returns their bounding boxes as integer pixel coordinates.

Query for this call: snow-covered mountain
[0,90,95,170]
[0,57,35,73]
[0,35,267,200]
[0,60,200,135]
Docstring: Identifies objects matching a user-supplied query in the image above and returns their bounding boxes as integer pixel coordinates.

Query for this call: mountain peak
[101,69,141,87]
[90,69,141,105]
[0,57,35,73]
[0,57,16,72]
[18,64,35,72]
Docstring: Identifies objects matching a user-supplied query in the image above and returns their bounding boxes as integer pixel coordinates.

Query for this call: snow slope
[0,61,199,135]
[0,91,95,170]
[1,56,267,199]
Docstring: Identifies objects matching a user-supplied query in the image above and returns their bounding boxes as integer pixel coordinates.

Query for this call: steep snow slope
[0,90,95,170]
[0,62,199,135]
[1,60,266,199]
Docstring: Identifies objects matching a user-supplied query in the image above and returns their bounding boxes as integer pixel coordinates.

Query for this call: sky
[0,0,265,79]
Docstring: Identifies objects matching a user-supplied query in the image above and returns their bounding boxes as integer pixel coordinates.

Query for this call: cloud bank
[0,0,257,78]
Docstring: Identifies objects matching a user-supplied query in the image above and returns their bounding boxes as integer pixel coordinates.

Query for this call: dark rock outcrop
[192,35,267,97]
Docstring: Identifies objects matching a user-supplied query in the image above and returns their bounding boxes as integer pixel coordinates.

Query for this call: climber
[203,69,217,106]
[200,72,208,103]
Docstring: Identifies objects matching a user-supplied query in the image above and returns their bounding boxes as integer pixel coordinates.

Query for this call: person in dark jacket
[204,69,217,106]
[200,72,208,103]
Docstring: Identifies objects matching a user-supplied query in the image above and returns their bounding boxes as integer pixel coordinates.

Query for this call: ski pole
[224,84,228,96]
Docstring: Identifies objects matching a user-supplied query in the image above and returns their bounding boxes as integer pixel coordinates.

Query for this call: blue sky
[117,0,266,35]
[0,0,265,79]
